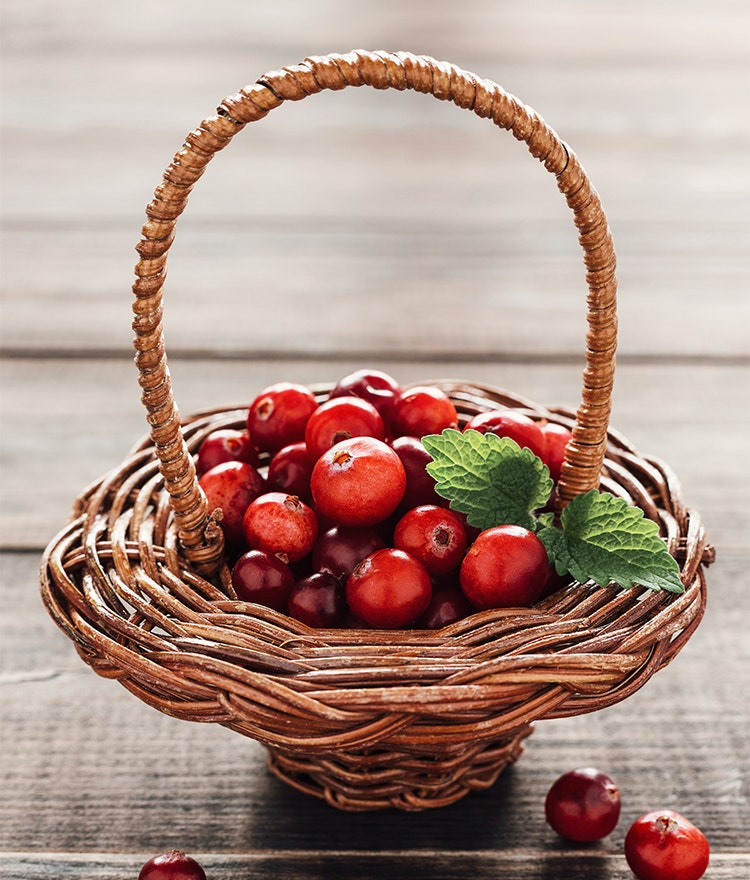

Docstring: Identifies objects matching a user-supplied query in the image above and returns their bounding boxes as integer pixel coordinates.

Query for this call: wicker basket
[40,50,713,812]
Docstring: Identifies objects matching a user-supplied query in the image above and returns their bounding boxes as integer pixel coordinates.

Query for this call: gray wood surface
[1,0,748,877]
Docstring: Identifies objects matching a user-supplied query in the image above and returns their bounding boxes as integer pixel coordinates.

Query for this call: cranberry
[288,571,346,627]
[312,524,386,580]
[231,549,295,610]
[139,850,206,880]
[393,505,467,576]
[540,421,573,482]
[198,460,265,550]
[459,524,549,609]
[242,492,318,563]
[195,427,258,475]
[417,579,474,629]
[625,810,710,880]
[390,435,444,509]
[390,385,458,438]
[310,436,406,527]
[266,441,315,501]
[464,409,547,461]
[346,548,432,629]
[329,369,402,426]
[544,767,621,842]
[304,395,385,461]
[247,382,318,453]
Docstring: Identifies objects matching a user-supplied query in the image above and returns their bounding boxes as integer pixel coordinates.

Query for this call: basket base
[266,725,534,811]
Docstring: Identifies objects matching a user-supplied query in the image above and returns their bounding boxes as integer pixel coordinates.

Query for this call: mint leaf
[538,490,684,593]
[422,429,553,531]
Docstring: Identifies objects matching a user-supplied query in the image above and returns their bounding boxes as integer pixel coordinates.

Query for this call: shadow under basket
[39,51,714,812]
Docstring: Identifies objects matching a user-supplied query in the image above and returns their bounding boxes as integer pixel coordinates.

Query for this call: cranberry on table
[328,368,402,425]
[459,524,549,609]
[464,409,547,461]
[266,441,315,501]
[393,505,467,576]
[304,395,385,460]
[544,767,621,842]
[624,810,710,880]
[288,571,346,627]
[198,460,265,550]
[195,427,258,475]
[390,435,444,509]
[346,548,432,629]
[139,849,206,880]
[312,524,386,581]
[310,436,406,527]
[247,382,318,453]
[231,549,295,611]
[242,492,318,563]
[390,385,459,437]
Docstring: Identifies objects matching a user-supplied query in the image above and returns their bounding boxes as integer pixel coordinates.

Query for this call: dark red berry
[329,369,402,425]
[198,460,265,550]
[417,579,474,629]
[624,810,710,880]
[390,435,444,509]
[346,548,432,629]
[312,525,386,581]
[390,385,458,438]
[139,849,207,880]
[196,427,258,475]
[266,441,315,501]
[288,571,346,627]
[545,767,621,842]
[231,549,295,611]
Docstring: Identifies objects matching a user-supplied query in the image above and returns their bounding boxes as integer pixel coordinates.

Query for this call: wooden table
[2,1,748,877]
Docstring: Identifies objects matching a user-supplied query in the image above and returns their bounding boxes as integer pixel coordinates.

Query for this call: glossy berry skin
[266,441,315,502]
[346,548,432,629]
[242,492,318,563]
[287,571,346,627]
[540,421,573,482]
[231,549,295,611]
[459,524,549,609]
[544,768,621,842]
[198,461,265,550]
[328,369,403,425]
[624,810,710,880]
[304,396,385,461]
[312,525,386,581]
[195,427,258,475]
[417,580,475,629]
[390,435,444,509]
[138,850,207,880]
[310,436,406,527]
[390,385,459,438]
[247,382,318,453]
[393,505,467,576]
[464,410,547,461]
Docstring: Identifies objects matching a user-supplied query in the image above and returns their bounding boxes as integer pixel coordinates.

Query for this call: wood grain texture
[1,0,748,875]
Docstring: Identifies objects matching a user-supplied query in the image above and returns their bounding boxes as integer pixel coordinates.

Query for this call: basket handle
[132,50,618,575]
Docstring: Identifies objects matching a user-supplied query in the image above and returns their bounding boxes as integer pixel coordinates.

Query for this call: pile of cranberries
[195,369,573,629]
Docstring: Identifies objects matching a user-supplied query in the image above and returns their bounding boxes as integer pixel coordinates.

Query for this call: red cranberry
[346,548,432,629]
[266,441,315,501]
[464,409,547,461]
[198,460,265,550]
[242,492,318,563]
[139,850,206,880]
[545,767,621,842]
[390,435,444,509]
[304,395,385,461]
[417,579,474,629]
[231,549,295,611]
[540,421,573,481]
[196,427,258,475]
[459,524,549,609]
[310,436,406,527]
[393,505,467,576]
[247,382,318,453]
[329,369,402,426]
[288,571,346,627]
[390,386,458,437]
[625,810,710,880]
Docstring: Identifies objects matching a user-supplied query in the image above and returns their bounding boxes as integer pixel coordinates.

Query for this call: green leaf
[422,429,553,531]
[538,490,684,593]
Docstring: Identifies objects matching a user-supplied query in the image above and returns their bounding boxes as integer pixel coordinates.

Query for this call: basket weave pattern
[40,52,711,811]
